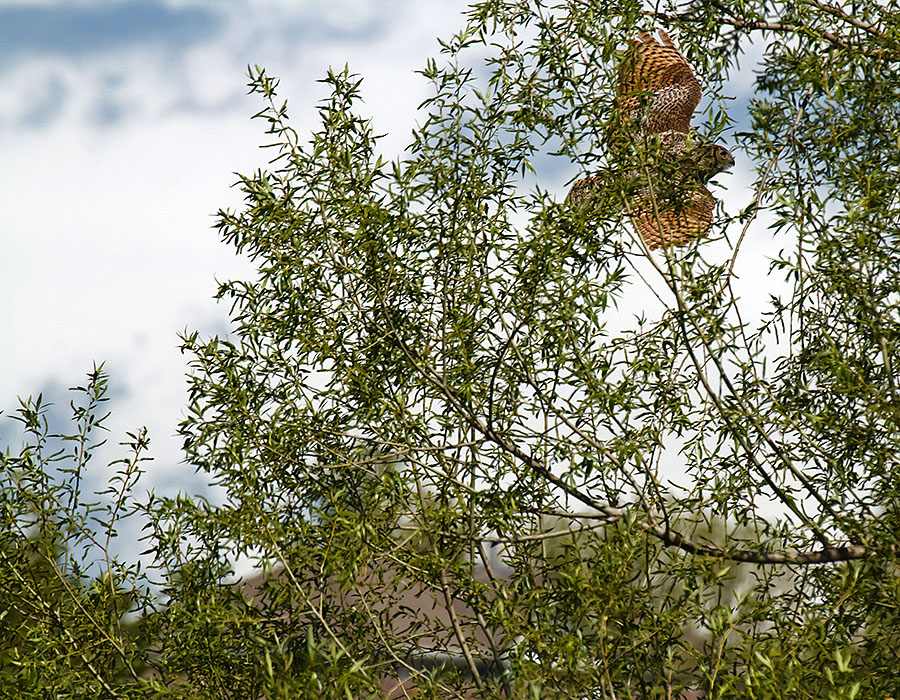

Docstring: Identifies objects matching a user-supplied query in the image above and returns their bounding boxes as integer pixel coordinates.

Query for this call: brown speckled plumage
[568,30,733,250]
[618,30,702,135]
[567,174,608,210]
[630,184,715,250]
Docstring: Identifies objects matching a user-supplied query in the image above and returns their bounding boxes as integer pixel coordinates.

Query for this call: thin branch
[644,9,890,57]
[396,521,611,544]
[802,0,883,38]
[398,335,880,565]
[438,564,485,689]
[725,87,810,281]
[0,548,135,698]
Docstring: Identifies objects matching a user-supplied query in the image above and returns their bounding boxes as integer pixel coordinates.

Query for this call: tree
[3,1,900,697]
[0,368,152,697]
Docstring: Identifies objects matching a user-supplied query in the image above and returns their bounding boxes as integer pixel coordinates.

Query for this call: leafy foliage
[3,1,900,697]
[0,366,152,697]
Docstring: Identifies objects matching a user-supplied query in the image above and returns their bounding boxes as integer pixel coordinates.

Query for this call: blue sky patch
[0,1,221,63]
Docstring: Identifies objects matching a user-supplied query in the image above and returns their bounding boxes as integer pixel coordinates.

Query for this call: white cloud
[0,1,471,488]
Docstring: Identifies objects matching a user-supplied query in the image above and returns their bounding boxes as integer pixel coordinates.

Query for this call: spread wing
[566,175,607,209]
[568,31,722,250]
[629,183,715,250]
[569,166,717,250]
[618,30,701,135]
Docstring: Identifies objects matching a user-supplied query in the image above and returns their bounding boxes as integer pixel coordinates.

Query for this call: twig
[803,0,882,38]
[643,10,888,57]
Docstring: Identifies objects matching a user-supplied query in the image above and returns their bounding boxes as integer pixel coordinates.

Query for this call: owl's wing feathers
[566,175,606,210]
[567,172,715,250]
[618,30,702,134]
[568,31,727,250]
[630,184,715,250]
[628,131,728,249]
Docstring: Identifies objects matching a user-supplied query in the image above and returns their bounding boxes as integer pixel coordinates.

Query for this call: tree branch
[401,340,883,565]
[644,8,890,57]
[802,0,883,38]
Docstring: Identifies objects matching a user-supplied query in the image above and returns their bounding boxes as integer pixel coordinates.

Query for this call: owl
[568,30,733,250]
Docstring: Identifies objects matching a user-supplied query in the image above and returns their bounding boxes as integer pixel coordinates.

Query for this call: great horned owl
[569,30,734,250]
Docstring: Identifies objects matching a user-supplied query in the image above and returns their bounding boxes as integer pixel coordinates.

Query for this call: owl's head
[696,143,735,180]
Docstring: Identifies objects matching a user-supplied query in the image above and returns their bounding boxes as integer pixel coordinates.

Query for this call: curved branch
[802,0,883,38]
[377,269,887,567]
[416,350,883,565]
[644,7,893,57]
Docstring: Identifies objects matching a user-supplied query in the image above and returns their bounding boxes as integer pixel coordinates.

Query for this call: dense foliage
[3,1,900,697]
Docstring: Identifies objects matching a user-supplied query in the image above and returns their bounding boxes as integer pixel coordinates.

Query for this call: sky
[1,1,776,523]
[0,0,476,496]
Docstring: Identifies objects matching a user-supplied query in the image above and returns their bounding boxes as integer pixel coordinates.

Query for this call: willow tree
[4,0,900,698]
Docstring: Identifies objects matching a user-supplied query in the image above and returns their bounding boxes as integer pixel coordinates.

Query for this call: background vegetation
[3,0,899,697]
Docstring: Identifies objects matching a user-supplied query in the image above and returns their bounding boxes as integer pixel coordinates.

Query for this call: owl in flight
[568,30,733,249]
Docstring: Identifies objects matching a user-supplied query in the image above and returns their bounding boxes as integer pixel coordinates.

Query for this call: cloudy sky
[1,1,773,512]
[1,0,479,493]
